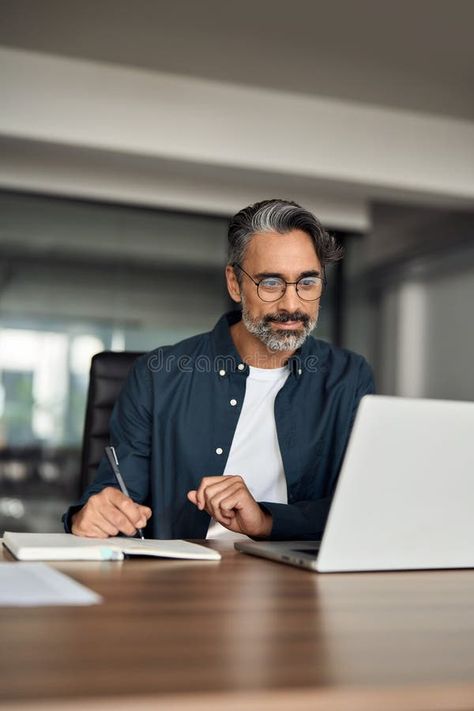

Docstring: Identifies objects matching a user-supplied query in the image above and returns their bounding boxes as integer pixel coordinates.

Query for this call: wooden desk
[1,542,474,710]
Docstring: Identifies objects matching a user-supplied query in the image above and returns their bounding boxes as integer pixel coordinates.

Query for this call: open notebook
[3,532,221,562]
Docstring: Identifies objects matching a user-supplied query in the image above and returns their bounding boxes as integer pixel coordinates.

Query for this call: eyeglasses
[233,263,325,303]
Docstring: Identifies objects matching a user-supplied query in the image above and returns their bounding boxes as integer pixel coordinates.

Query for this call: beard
[241,298,318,352]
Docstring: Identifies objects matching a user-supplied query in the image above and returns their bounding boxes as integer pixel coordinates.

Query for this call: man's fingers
[207,481,244,519]
[91,512,118,537]
[73,488,152,538]
[72,513,113,539]
[82,503,133,536]
[103,488,150,529]
[195,476,244,510]
[194,476,228,509]
[120,498,146,527]
[102,505,138,536]
[189,476,249,527]
[89,521,114,538]
[104,488,141,521]
[186,475,271,538]
[187,490,198,505]
[212,507,234,526]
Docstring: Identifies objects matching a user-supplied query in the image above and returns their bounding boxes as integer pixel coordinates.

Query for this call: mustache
[263,311,310,326]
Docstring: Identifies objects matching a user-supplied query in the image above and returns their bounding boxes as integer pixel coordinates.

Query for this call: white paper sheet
[0,562,103,606]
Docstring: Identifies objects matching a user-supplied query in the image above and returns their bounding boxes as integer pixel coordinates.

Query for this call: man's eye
[260,278,283,289]
[299,277,319,288]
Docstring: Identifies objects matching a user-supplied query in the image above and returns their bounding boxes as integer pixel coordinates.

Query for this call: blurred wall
[0,191,229,332]
[423,262,474,400]
[344,204,474,400]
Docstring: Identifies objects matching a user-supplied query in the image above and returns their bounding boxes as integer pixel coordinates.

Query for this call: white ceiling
[1,0,473,120]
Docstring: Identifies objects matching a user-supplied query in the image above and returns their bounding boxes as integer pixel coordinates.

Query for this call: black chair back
[80,351,144,492]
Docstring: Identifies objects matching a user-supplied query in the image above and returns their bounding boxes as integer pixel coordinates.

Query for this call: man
[65,199,374,540]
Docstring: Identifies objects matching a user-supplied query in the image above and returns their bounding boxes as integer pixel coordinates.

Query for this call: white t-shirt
[207,364,289,540]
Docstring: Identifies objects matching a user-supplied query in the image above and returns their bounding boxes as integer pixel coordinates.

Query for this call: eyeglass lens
[257,276,323,302]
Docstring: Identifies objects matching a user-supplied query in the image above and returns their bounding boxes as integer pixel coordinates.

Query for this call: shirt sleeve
[260,356,376,541]
[62,354,153,532]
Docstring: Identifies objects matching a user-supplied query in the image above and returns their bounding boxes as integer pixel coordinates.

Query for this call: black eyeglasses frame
[232,263,326,303]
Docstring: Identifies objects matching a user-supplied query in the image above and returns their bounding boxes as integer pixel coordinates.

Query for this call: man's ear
[225,264,241,303]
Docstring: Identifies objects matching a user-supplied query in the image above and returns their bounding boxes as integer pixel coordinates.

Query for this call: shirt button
[230,399,237,406]
[237,363,245,371]
[297,368,302,375]
[219,369,226,377]
[216,447,223,455]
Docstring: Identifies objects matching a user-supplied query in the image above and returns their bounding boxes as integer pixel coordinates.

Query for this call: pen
[105,445,145,539]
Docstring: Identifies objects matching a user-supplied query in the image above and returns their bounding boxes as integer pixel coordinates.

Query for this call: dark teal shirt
[64,311,375,539]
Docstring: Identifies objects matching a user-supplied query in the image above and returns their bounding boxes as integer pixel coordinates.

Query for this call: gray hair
[227,198,343,278]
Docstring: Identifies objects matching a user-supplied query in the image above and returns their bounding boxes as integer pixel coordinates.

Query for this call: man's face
[229,229,323,352]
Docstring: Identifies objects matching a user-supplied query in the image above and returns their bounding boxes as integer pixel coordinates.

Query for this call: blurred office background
[0,0,473,533]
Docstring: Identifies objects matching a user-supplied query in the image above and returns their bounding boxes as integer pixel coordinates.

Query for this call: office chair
[79,351,144,493]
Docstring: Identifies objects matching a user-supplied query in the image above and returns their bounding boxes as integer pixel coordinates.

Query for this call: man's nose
[277,283,302,311]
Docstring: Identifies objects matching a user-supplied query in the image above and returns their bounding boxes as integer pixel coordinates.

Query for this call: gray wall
[344,204,474,401]
[423,262,474,400]
[0,191,230,340]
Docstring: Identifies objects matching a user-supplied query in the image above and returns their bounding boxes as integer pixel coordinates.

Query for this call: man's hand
[187,476,272,538]
[71,487,152,538]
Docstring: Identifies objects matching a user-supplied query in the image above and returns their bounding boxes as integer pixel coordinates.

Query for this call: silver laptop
[235,395,474,572]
